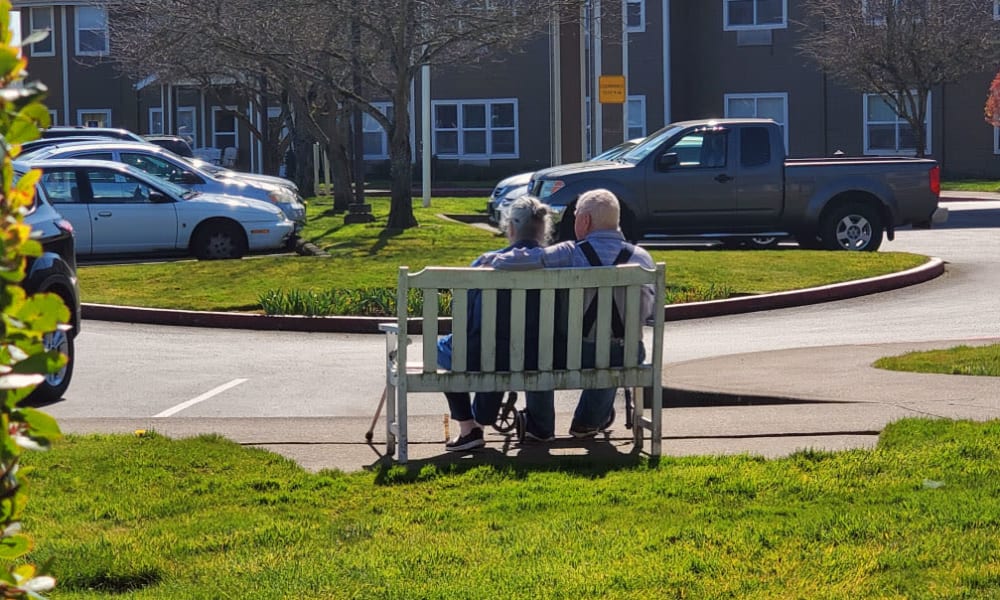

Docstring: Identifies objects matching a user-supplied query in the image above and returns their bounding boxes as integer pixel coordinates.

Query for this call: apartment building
[14,0,1000,178]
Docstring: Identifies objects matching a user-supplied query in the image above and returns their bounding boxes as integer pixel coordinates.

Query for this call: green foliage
[258,287,452,317]
[874,344,1000,377]
[16,419,1000,597]
[0,1,64,596]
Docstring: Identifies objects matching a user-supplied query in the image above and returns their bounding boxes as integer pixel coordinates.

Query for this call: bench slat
[480,289,497,372]
[451,289,468,373]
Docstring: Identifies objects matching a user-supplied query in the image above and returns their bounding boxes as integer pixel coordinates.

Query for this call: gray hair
[575,188,620,230]
[501,195,553,244]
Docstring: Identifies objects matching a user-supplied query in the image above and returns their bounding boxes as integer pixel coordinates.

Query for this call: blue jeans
[571,341,646,429]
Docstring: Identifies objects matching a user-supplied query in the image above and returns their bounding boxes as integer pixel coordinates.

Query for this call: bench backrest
[395,263,665,391]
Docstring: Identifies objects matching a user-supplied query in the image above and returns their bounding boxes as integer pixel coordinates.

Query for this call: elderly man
[483,188,657,439]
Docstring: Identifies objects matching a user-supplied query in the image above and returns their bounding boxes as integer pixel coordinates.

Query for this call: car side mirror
[149,190,171,203]
[656,153,679,171]
[181,172,202,185]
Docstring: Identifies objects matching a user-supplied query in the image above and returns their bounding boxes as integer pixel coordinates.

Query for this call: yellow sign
[599,75,626,104]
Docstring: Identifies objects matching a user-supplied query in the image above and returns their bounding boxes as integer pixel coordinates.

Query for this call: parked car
[185,157,300,194]
[20,136,112,156]
[41,126,146,142]
[143,134,195,158]
[529,119,946,250]
[25,141,306,230]
[487,138,644,225]
[17,165,80,403]
[23,159,295,260]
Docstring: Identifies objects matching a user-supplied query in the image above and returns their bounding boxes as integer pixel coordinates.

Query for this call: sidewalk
[66,253,1000,473]
[55,338,999,473]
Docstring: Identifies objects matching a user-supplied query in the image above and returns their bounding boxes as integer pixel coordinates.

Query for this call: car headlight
[538,180,565,199]
[267,187,295,204]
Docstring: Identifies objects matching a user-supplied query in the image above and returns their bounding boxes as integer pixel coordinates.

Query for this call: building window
[149,108,164,135]
[363,103,392,159]
[993,127,1000,154]
[75,6,108,56]
[176,107,196,147]
[29,7,54,57]
[626,0,645,32]
[77,109,111,128]
[863,92,931,155]
[627,95,646,139]
[212,107,238,150]
[432,99,517,158]
[994,0,999,19]
[724,92,788,152]
[724,0,787,30]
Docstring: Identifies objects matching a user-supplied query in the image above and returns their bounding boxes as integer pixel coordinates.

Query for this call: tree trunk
[385,82,417,230]
[328,112,354,211]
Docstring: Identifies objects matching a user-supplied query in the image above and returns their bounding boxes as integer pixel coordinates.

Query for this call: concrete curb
[81,257,946,332]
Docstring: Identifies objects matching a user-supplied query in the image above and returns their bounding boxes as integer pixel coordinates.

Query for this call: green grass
[20,418,1000,598]
[76,196,929,313]
[941,179,1000,193]
[874,344,1000,377]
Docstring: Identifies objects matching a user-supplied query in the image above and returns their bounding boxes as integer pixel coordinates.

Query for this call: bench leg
[385,381,397,458]
[631,386,644,451]
[397,385,408,464]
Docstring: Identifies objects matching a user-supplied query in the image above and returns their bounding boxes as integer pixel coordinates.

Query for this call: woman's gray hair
[501,195,553,244]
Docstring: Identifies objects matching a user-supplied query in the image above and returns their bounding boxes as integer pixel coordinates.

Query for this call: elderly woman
[437,195,554,451]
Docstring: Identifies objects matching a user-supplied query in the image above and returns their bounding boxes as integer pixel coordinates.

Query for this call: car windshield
[618,125,685,163]
[592,139,641,161]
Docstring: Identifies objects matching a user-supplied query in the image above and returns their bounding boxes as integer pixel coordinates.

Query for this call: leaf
[0,373,43,389]
[10,351,66,376]
[0,533,31,560]
[17,408,61,443]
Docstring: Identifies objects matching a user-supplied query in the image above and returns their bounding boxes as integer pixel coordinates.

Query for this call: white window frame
[29,6,54,57]
[626,0,645,33]
[176,106,197,146]
[149,108,164,135]
[47,109,58,127]
[211,106,239,150]
[724,92,789,152]
[862,92,931,156]
[994,0,999,19]
[76,109,111,128]
[431,98,518,159]
[723,0,787,31]
[992,127,1000,154]
[74,6,108,56]
[627,95,646,139]
[363,102,391,159]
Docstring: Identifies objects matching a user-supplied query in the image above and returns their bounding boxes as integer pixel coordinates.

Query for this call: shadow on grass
[368,436,660,485]
[368,227,406,256]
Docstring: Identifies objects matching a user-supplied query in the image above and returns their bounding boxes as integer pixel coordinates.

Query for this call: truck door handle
[714,174,733,183]
[97,211,112,217]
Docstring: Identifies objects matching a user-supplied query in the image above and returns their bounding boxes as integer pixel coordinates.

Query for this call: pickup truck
[529,118,947,251]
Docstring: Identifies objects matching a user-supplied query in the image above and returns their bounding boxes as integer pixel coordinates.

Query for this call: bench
[379,262,666,463]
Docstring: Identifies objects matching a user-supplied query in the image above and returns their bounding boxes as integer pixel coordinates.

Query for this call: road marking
[154,378,248,418]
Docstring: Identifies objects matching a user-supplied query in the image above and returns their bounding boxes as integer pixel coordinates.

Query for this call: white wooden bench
[378,262,666,463]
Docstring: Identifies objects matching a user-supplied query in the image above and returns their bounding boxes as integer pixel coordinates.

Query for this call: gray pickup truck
[530,118,947,251]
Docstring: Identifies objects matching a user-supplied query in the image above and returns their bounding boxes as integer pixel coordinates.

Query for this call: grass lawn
[76,196,929,313]
[941,179,1000,193]
[20,418,1000,598]
[874,344,1000,377]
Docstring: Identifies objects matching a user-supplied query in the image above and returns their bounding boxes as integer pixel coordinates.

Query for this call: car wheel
[746,235,780,249]
[193,222,248,260]
[620,208,639,243]
[820,202,883,252]
[27,328,74,404]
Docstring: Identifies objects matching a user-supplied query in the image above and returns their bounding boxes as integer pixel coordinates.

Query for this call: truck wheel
[556,204,576,242]
[820,202,883,251]
[620,209,639,242]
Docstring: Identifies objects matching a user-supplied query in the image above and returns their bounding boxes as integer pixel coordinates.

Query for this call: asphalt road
[47,200,1000,423]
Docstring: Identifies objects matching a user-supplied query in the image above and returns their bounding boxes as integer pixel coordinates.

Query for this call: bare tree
[799,0,1000,157]
[107,0,586,230]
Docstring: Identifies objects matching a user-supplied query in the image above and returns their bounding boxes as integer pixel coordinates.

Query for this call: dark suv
[20,168,81,403]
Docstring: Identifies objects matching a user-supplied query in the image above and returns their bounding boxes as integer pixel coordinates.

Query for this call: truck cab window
[665,131,727,168]
[741,127,771,167]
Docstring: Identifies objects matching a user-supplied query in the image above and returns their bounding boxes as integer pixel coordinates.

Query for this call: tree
[107,0,587,230]
[799,0,1000,157]
[0,1,71,596]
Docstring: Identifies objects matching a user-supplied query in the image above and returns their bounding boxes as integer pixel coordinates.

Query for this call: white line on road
[154,378,248,418]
